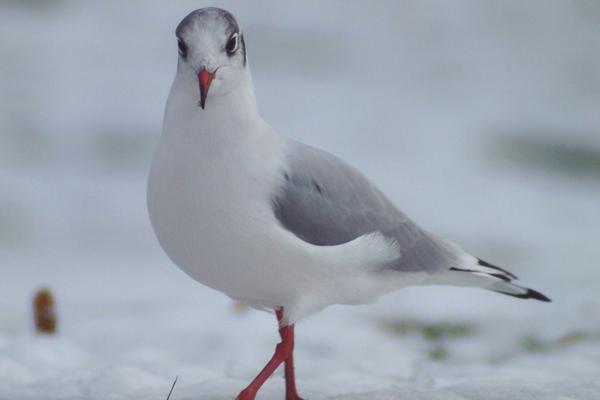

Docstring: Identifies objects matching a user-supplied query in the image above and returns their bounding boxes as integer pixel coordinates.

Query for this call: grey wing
[272,141,464,273]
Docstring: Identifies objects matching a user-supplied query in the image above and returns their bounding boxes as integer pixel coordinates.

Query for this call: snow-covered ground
[1,1,600,399]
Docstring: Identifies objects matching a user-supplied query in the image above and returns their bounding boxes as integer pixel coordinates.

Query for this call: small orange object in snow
[33,288,57,334]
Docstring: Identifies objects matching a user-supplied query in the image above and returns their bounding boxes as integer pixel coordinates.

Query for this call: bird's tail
[431,258,551,302]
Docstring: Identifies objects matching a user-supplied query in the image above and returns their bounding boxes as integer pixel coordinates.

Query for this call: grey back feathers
[273,141,465,273]
[273,141,551,302]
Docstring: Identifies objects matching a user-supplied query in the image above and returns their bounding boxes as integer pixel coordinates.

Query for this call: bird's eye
[178,39,188,59]
[225,33,239,55]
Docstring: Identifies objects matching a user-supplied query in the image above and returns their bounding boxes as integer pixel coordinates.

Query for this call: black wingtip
[450,266,512,282]
[478,258,518,280]
[493,288,552,302]
[526,288,552,302]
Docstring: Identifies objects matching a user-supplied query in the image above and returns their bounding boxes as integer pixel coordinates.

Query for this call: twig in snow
[165,376,178,400]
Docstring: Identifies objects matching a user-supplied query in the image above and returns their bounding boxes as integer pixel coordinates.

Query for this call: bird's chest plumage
[147,127,286,297]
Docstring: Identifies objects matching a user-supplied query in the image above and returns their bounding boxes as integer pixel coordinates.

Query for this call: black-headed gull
[147,8,550,400]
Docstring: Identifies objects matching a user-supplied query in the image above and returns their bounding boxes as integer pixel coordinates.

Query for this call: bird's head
[175,8,247,109]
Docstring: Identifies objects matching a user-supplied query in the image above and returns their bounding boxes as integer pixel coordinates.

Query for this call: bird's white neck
[163,65,263,146]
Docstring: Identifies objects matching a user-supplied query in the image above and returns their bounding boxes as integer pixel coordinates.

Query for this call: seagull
[147,7,550,400]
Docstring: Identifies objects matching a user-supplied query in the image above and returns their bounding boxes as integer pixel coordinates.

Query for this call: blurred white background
[1,1,599,399]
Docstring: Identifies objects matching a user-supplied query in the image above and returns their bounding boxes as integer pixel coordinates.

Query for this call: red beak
[198,67,216,109]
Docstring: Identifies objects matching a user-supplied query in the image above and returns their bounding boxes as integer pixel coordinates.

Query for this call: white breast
[147,115,289,303]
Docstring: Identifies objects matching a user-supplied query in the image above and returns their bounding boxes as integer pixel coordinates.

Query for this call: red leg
[276,308,304,400]
[235,308,303,400]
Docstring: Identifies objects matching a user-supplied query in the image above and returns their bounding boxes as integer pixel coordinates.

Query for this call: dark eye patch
[177,38,188,59]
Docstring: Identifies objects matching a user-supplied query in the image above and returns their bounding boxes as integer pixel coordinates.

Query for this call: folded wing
[272,141,463,273]
[271,140,551,302]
